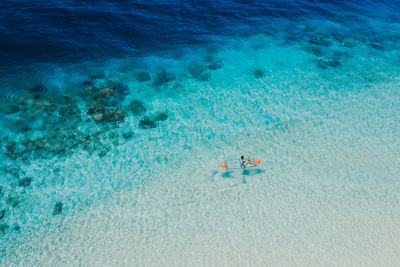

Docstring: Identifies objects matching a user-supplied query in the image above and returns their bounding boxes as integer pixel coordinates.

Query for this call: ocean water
[1,1,400,266]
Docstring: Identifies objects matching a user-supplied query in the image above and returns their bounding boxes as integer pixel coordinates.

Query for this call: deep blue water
[1,0,399,70]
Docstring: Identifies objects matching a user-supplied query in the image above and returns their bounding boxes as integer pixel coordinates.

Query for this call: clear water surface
[0,0,400,266]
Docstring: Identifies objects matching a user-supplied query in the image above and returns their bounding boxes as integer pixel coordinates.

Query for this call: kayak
[220,158,261,169]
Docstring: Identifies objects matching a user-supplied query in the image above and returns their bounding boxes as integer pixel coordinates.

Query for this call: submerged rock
[93,109,125,123]
[108,131,118,140]
[19,109,45,121]
[135,72,151,82]
[22,138,45,152]
[52,201,63,215]
[4,142,24,159]
[106,109,125,122]
[87,101,106,115]
[99,87,115,96]
[331,32,346,43]
[18,177,32,187]
[152,70,175,86]
[81,80,92,86]
[301,44,324,57]
[282,34,299,45]
[45,142,67,154]
[340,41,356,48]
[188,62,210,81]
[316,59,341,69]
[207,61,224,70]
[0,223,9,234]
[0,209,5,220]
[203,54,216,63]
[122,131,134,140]
[253,69,265,79]
[126,100,146,115]
[86,82,128,110]
[17,96,28,104]
[32,98,55,112]
[89,71,105,80]
[59,103,81,117]
[139,116,157,129]
[0,102,20,114]
[98,150,107,157]
[93,113,105,122]
[2,165,21,177]
[308,34,331,46]
[97,143,111,157]
[370,42,385,51]
[106,81,129,96]
[310,46,323,57]
[14,120,30,133]
[200,72,210,81]
[173,83,182,89]
[6,194,20,207]
[154,111,168,122]
[27,83,47,94]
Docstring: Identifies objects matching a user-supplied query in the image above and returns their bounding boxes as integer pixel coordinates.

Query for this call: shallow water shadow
[242,168,265,176]
[221,171,234,179]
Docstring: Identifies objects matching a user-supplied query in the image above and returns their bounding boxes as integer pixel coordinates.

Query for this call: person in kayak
[220,156,261,173]
[240,156,251,172]
[240,156,261,172]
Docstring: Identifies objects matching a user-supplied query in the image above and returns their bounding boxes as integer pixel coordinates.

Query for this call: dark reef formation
[52,201,63,216]
[188,62,210,82]
[0,70,172,235]
[152,70,175,86]
[253,69,265,79]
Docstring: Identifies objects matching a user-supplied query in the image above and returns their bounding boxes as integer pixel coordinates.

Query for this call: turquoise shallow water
[1,14,400,266]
